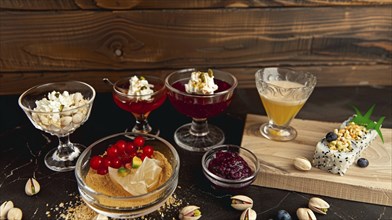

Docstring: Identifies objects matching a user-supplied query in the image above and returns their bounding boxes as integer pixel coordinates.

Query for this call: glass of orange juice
[255,68,317,141]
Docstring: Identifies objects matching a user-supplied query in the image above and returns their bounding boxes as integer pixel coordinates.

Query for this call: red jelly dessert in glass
[111,75,166,136]
[169,79,233,118]
[166,68,237,152]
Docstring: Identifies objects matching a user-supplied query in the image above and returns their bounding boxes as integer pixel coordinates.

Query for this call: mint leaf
[350,105,385,143]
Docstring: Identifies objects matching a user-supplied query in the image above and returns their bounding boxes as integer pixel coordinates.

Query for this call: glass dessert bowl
[75,132,179,219]
[165,68,238,152]
[202,145,259,189]
[18,81,95,172]
[108,75,166,136]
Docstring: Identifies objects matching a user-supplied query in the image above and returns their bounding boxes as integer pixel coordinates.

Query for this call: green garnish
[207,69,214,77]
[350,105,385,143]
[59,104,64,112]
[117,167,130,177]
[55,92,60,98]
[140,76,145,80]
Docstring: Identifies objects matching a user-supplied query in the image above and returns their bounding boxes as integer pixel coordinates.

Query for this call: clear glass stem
[190,118,209,136]
[56,135,77,159]
[132,112,152,133]
[44,134,85,172]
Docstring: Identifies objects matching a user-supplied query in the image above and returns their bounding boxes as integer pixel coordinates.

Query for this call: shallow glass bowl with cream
[75,132,180,219]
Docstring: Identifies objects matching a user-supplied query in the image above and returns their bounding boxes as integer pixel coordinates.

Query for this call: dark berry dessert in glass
[111,75,166,136]
[165,68,237,152]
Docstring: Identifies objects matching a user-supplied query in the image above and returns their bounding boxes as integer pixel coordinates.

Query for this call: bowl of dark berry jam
[201,145,259,189]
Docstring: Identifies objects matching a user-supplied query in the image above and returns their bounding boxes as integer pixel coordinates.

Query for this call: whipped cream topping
[34,91,87,113]
[127,76,154,100]
[185,69,218,95]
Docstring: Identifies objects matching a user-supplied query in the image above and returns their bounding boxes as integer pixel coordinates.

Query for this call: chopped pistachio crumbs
[350,105,385,143]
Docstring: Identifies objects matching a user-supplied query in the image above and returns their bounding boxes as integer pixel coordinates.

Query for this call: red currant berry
[90,155,103,170]
[140,153,147,161]
[142,145,154,158]
[125,142,137,154]
[133,136,145,148]
[115,140,127,154]
[121,156,132,165]
[129,152,137,159]
[110,157,122,169]
[97,168,108,175]
[102,156,111,169]
[107,146,119,158]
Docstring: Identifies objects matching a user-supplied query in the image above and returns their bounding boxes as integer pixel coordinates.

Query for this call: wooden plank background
[0,1,391,95]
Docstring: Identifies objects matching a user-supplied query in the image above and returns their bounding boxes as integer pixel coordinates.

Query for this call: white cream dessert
[32,91,90,134]
[128,76,154,100]
[185,69,218,95]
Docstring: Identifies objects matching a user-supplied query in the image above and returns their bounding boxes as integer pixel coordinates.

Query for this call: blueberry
[326,132,338,142]
[357,158,369,168]
[276,210,291,220]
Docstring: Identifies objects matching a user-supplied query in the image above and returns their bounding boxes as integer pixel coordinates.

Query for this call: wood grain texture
[1,65,391,95]
[241,114,392,206]
[0,7,391,72]
[0,0,391,10]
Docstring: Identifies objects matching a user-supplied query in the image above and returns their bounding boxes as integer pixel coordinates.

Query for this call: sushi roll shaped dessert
[312,105,385,176]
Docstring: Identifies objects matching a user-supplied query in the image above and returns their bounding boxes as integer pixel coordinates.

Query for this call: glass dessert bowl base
[174,123,225,152]
[81,190,176,219]
[260,123,297,141]
[44,143,86,172]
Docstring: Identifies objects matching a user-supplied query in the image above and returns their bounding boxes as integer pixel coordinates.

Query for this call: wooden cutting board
[241,114,392,206]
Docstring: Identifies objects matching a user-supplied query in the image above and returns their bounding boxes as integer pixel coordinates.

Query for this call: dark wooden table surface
[1,86,391,220]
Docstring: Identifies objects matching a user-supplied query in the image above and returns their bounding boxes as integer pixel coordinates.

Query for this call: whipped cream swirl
[127,76,154,100]
[185,69,218,95]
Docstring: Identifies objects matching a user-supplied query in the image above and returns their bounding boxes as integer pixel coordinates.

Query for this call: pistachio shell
[179,205,202,220]
[296,208,316,220]
[240,208,257,220]
[308,197,330,214]
[0,201,14,219]
[7,207,23,220]
[293,157,312,171]
[25,177,40,196]
[231,195,254,210]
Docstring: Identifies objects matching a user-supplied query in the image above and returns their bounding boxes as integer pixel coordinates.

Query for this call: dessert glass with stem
[165,68,238,152]
[110,75,166,136]
[255,67,317,141]
[18,81,95,172]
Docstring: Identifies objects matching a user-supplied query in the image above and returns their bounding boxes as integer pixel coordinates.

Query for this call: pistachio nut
[25,177,40,196]
[240,207,257,220]
[308,197,330,215]
[179,205,202,220]
[7,207,23,220]
[231,195,253,211]
[0,200,14,219]
[93,213,108,220]
[296,208,316,220]
[293,157,312,171]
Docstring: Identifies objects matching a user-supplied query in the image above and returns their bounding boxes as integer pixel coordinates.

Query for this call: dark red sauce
[208,150,252,180]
